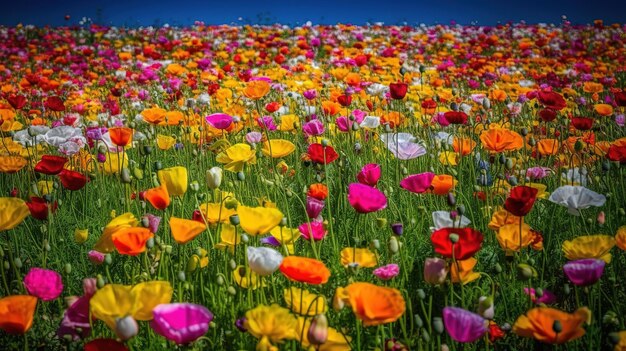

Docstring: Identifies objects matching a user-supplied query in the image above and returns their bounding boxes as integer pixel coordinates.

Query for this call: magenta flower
[523,288,557,305]
[525,166,552,180]
[303,89,317,100]
[205,113,233,130]
[563,258,605,286]
[442,307,488,343]
[24,267,63,301]
[298,221,327,241]
[57,278,96,340]
[357,163,382,187]
[400,173,435,194]
[305,196,325,219]
[335,116,353,132]
[347,183,387,213]
[373,264,400,280]
[151,303,213,344]
[256,116,277,131]
[88,250,106,265]
[302,119,325,136]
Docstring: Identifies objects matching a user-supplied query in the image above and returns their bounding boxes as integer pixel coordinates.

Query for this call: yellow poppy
[94,212,139,253]
[158,166,188,197]
[237,205,283,236]
[438,151,458,166]
[562,235,615,263]
[156,134,176,150]
[450,257,480,285]
[0,156,28,173]
[277,114,299,132]
[244,304,297,350]
[0,197,30,231]
[284,287,327,316]
[261,139,296,158]
[214,223,240,253]
[233,265,266,290]
[169,217,206,244]
[270,226,300,254]
[101,151,129,175]
[496,223,534,252]
[216,143,257,172]
[488,208,521,231]
[198,202,236,224]
[37,180,55,196]
[340,248,378,268]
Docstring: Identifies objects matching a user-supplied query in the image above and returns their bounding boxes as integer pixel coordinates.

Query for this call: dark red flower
[570,117,594,131]
[265,101,281,113]
[421,99,437,109]
[431,227,483,260]
[607,144,626,164]
[504,186,538,216]
[26,197,57,221]
[337,94,352,107]
[84,338,128,351]
[207,83,220,96]
[34,155,68,175]
[307,143,339,164]
[59,169,89,191]
[43,96,65,112]
[389,82,408,100]
[614,91,626,107]
[444,111,468,125]
[538,108,557,122]
[537,91,566,110]
[7,94,27,109]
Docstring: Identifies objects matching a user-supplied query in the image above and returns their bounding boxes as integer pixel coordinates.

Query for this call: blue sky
[0,0,625,27]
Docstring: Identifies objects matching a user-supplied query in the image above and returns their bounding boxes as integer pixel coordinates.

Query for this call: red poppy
[504,186,538,216]
[537,91,566,110]
[265,101,281,113]
[307,143,339,164]
[34,155,68,175]
[207,83,220,96]
[570,117,594,131]
[431,227,483,260]
[421,99,437,109]
[84,338,129,351]
[538,108,557,122]
[7,94,27,109]
[444,111,468,125]
[614,91,626,107]
[59,169,89,191]
[488,321,505,343]
[43,96,65,112]
[607,144,626,164]
[337,94,352,107]
[389,82,408,100]
[109,127,133,147]
[26,197,57,221]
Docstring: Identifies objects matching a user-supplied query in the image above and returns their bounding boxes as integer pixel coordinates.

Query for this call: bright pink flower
[205,113,233,130]
[151,303,213,344]
[23,267,63,301]
[400,173,435,194]
[347,183,387,213]
[373,264,400,280]
[357,163,381,186]
[298,221,327,241]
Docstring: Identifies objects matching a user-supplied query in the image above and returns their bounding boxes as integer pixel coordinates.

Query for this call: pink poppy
[298,221,327,241]
[357,163,382,186]
[151,303,213,344]
[23,267,63,301]
[347,183,387,213]
[373,264,400,280]
[400,173,435,194]
[302,119,325,136]
[205,113,233,130]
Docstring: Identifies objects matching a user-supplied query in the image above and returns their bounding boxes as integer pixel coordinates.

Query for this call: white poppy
[548,185,606,215]
[387,141,427,160]
[247,246,283,276]
[380,132,416,145]
[562,167,588,186]
[430,211,471,232]
[359,116,380,129]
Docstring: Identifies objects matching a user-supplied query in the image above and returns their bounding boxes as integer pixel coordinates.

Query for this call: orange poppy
[144,184,170,210]
[0,295,37,334]
[513,307,590,344]
[111,227,154,256]
[321,101,341,116]
[169,217,206,244]
[0,155,28,173]
[450,257,480,285]
[480,128,524,153]
[594,104,613,116]
[141,107,167,124]
[109,127,133,147]
[336,282,406,326]
[429,174,457,195]
[537,139,560,156]
[279,256,330,285]
[452,137,477,156]
[243,80,271,100]
[307,183,328,200]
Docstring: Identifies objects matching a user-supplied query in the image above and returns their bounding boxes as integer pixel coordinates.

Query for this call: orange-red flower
[335,282,406,326]
[111,227,154,256]
[513,307,590,344]
[280,256,330,284]
[0,295,37,334]
[169,217,206,244]
[480,128,524,153]
[109,127,133,147]
[144,184,170,210]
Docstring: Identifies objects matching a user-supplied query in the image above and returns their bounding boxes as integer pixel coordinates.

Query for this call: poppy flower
[347,183,387,213]
[0,197,30,231]
[108,127,133,147]
[237,205,283,236]
[84,339,128,351]
[156,134,176,150]
[151,303,213,344]
[563,258,605,286]
[216,143,257,172]
[340,247,377,268]
[431,227,483,260]
[261,139,296,158]
[141,107,167,124]
[34,154,68,175]
[26,196,56,220]
[7,94,27,109]
[607,143,626,164]
[307,183,328,200]
[538,108,557,122]
[571,117,594,131]
[157,166,188,197]
[243,80,271,100]
[59,169,89,191]
[307,143,339,164]
[443,307,488,343]
[0,295,37,334]
[265,101,281,113]
[513,307,590,344]
[280,256,331,284]
[144,184,171,210]
[23,267,63,301]
[429,174,457,195]
[548,185,606,215]
[295,316,351,350]
[373,263,400,281]
[444,111,468,125]
[450,257,481,285]
[504,186,538,216]
[337,94,352,107]
[496,223,539,252]
[298,221,327,241]
[232,265,266,290]
[480,128,524,153]
[562,235,615,263]
[400,172,435,194]
[169,217,206,244]
[335,282,406,326]
[537,139,560,156]
[93,212,139,253]
[205,113,233,130]
[594,103,613,116]
[389,82,408,99]
[537,91,566,110]
[244,304,297,350]
[247,246,283,276]
[305,196,325,219]
[111,227,154,256]
[0,155,28,173]
[284,287,327,316]
[356,163,381,186]
[615,91,626,107]
[44,96,66,112]
[424,257,449,285]
[452,137,476,156]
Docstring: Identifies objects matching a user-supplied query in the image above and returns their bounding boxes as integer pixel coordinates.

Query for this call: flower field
[1,20,626,350]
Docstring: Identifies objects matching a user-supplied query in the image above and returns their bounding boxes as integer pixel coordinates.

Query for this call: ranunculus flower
[151,303,213,344]
[443,307,488,343]
[24,267,63,301]
[347,183,387,213]
[247,246,284,276]
[563,258,605,286]
[356,163,381,186]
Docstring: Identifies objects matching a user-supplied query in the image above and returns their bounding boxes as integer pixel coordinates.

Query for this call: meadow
[0,20,626,350]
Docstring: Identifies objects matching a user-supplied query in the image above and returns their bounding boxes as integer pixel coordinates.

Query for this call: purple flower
[235,317,248,332]
[526,166,552,180]
[303,89,317,100]
[260,235,281,247]
[305,196,325,219]
[523,288,557,305]
[256,116,277,131]
[563,258,605,286]
[205,113,233,130]
[150,303,213,344]
[616,114,625,127]
[390,222,404,236]
[302,119,325,137]
[373,264,400,280]
[442,307,488,343]
[142,213,162,234]
[23,268,64,301]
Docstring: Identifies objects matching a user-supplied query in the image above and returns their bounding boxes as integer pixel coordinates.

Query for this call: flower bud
[517,263,537,280]
[74,228,88,244]
[390,222,403,236]
[552,320,562,334]
[433,317,444,334]
[478,296,494,320]
[115,316,138,341]
[236,172,245,181]
[229,214,240,226]
[388,236,399,254]
[206,167,223,189]
[307,314,329,345]
[448,233,459,243]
